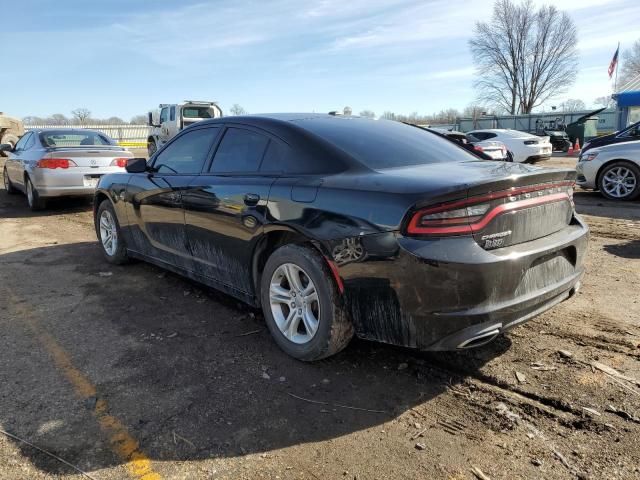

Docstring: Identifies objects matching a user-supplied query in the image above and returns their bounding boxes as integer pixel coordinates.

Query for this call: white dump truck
[147,101,223,157]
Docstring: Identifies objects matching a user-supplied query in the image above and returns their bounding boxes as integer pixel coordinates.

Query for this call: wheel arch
[251,226,337,307]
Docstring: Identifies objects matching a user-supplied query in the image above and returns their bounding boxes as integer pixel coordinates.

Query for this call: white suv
[468,129,552,163]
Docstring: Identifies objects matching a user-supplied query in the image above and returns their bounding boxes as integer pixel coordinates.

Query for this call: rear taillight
[473,145,484,152]
[37,158,77,169]
[111,158,129,168]
[406,181,575,236]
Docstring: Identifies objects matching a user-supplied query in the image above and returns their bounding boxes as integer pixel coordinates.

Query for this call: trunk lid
[44,147,132,167]
[392,161,576,249]
[465,166,575,250]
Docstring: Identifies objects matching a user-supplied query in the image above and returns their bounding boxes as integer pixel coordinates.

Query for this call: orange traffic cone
[567,142,574,156]
[572,139,580,156]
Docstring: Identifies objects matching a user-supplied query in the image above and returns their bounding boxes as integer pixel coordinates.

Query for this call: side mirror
[0,143,13,152]
[126,157,148,173]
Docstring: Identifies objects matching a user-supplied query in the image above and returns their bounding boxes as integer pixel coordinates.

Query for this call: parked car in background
[468,129,552,163]
[428,128,508,161]
[1,129,133,210]
[94,114,587,361]
[581,120,640,154]
[545,130,572,152]
[576,140,640,200]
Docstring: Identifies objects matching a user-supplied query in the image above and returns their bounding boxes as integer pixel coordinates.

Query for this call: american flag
[608,45,619,79]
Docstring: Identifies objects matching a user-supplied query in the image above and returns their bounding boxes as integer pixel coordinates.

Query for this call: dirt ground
[1,155,639,480]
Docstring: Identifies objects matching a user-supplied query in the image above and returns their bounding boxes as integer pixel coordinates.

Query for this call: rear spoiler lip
[45,145,126,152]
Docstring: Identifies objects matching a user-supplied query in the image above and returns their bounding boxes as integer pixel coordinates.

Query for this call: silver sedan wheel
[269,263,320,344]
[99,210,118,256]
[602,166,637,198]
[26,180,34,207]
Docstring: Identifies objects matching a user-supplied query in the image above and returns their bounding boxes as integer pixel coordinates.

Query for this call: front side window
[160,108,169,123]
[210,128,269,173]
[153,127,219,174]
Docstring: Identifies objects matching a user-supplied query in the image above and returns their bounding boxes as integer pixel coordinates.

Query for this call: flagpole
[614,41,620,93]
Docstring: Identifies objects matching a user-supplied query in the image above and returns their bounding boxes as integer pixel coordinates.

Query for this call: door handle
[244,193,260,206]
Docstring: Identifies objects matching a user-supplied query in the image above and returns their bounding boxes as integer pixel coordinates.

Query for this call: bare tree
[594,96,612,108]
[619,39,640,87]
[71,108,91,125]
[48,113,69,125]
[470,0,578,114]
[559,99,586,112]
[359,110,376,118]
[229,104,247,116]
[130,114,148,125]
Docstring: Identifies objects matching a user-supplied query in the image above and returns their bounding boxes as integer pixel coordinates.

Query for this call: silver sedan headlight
[579,152,598,162]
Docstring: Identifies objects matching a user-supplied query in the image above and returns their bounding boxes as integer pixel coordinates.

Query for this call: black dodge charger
[94,114,589,361]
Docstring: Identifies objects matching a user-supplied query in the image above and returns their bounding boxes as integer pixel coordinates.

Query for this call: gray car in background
[1,129,133,210]
[576,140,640,201]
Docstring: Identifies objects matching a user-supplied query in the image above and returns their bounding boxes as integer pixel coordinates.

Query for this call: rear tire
[95,199,129,264]
[25,177,46,210]
[506,151,514,162]
[597,161,640,201]
[260,244,353,361]
[3,168,17,194]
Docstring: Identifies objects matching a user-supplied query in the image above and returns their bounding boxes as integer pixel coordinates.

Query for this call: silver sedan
[576,140,640,200]
[2,129,133,210]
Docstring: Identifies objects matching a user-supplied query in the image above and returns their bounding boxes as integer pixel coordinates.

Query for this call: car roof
[34,128,109,135]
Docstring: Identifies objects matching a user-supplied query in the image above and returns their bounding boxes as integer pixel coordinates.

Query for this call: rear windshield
[297,118,476,169]
[39,130,114,147]
[182,107,213,119]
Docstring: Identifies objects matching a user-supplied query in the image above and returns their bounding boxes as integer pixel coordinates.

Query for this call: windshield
[182,106,213,119]
[297,118,477,169]
[39,130,114,147]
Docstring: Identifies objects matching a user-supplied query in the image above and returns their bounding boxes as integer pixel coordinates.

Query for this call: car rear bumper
[332,216,589,350]
[29,167,124,198]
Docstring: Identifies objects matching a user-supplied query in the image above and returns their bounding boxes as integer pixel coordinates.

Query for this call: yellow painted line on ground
[118,142,148,147]
[6,291,162,480]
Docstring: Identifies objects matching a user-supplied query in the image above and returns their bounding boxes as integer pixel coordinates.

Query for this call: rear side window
[211,128,269,173]
[14,132,32,150]
[170,106,176,121]
[299,118,476,169]
[153,127,219,174]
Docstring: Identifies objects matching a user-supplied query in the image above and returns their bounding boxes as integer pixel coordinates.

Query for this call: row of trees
[22,108,148,126]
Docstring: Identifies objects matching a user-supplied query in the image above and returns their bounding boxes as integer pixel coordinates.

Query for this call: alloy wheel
[269,263,320,344]
[602,166,637,199]
[99,210,118,256]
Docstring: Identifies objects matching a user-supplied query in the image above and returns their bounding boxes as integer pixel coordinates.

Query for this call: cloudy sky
[2,0,639,120]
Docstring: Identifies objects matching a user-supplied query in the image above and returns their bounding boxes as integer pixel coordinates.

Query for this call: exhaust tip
[457,329,500,349]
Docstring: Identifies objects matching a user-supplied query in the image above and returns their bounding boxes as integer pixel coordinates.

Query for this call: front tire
[25,177,46,210]
[506,151,514,162]
[95,199,129,264]
[598,161,640,201]
[260,244,353,361]
[3,168,17,194]
[147,140,157,158]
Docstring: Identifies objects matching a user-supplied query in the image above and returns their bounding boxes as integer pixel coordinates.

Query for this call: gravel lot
[1,155,639,480]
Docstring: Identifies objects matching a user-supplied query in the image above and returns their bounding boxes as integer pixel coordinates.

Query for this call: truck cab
[147,101,223,156]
